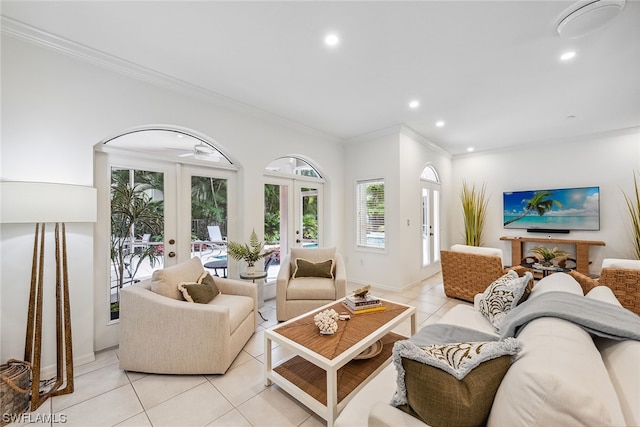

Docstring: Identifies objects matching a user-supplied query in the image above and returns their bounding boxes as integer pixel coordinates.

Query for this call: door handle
[168,251,176,258]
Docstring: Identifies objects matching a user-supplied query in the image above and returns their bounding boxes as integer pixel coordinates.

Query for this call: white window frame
[356,178,385,250]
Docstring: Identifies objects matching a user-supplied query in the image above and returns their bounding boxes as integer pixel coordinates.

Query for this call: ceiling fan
[178,142,221,161]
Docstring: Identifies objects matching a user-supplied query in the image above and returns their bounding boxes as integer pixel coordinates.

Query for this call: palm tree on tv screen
[504,190,562,226]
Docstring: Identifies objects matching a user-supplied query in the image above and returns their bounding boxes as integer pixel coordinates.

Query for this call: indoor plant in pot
[529,245,569,266]
[227,229,273,274]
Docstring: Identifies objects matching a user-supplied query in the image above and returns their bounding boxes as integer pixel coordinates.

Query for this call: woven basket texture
[1,359,30,426]
[599,268,640,316]
[440,250,507,302]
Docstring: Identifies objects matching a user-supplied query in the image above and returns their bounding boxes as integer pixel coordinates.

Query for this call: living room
[1,1,639,426]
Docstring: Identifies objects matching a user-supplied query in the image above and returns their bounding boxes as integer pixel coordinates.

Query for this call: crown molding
[398,125,452,159]
[0,16,340,142]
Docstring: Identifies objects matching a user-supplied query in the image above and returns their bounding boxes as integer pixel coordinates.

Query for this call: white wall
[1,36,345,364]
[450,128,640,274]
[343,126,452,291]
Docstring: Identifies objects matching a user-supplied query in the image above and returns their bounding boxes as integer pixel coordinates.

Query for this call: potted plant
[622,171,640,259]
[529,246,569,266]
[460,181,489,246]
[227,229,274,274]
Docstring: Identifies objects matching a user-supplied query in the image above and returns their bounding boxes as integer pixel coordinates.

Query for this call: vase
[247,265,256,275]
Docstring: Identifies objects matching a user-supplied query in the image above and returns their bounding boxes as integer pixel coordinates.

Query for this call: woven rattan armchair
[440,244,529,303]
[569,258,640,315]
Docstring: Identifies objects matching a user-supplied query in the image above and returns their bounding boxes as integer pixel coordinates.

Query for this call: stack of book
[342,293,386,314]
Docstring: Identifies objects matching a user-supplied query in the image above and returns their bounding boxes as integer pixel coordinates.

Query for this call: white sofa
[335,272,640,427]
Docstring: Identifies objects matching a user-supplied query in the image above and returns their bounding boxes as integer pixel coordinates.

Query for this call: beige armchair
[276,247,347,321]
[440,244,529,303]
[119,257,257,374]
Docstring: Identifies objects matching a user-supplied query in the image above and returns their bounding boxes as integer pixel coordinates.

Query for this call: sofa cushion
[451,244,504,265]
[286,277,337,300]
[529,271,584,298]
[151,257,204,300]
[392,338,520,427]
[293,258,335,279]
[488,312,626,426]
[478,270,532,329]
[601,258,640,269]
[586,286,640,427]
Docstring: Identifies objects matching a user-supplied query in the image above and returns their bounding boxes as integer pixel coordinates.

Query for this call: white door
[263,176,323,282]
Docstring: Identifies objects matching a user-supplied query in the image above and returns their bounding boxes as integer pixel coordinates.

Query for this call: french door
[94,147,235,350]
[264,176,323,282]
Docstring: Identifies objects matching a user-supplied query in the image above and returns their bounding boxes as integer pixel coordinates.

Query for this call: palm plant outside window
[356,179,385,249]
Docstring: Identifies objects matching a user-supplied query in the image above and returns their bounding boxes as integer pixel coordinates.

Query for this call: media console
[500,236,605,275]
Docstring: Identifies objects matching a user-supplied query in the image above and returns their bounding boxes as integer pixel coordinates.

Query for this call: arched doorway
[421,164,441,268]
[263,156,324,289]
[94,126,237,349]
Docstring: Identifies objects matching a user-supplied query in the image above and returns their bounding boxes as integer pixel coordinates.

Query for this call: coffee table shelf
[264,298,416,427]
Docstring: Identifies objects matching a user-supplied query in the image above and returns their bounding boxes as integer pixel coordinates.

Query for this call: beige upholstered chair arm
[121,286,231,333]
[276,255,292,306]
[214,277,258,326]
[334,253,347,299]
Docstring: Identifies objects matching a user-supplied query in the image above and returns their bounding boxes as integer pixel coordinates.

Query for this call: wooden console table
[500,236,605,275]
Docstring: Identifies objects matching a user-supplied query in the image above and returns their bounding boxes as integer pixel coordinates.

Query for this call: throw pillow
[198,271,221,297]
[479,270,533,329]
[293,258,335,279]
[391,339,520,427]
[178,282,216,303]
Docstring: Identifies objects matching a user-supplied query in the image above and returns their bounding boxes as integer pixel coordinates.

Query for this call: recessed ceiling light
[409,100,420,109]
[435,121,445,127]
[467,147,475,152]
[324,34,340,46]
[561,51,576,61]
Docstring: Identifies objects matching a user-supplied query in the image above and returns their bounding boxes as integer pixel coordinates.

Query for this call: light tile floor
[10,273,469,427]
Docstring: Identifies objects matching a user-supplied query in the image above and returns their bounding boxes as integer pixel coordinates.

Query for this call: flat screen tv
[503,186,600,231]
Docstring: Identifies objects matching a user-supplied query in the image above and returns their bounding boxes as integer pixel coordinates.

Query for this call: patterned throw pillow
[292,258,335,279]
[479,270,533,329]
[391,339,521,427]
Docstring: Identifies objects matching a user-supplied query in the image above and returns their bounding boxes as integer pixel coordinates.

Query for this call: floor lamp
[0,182,97,410]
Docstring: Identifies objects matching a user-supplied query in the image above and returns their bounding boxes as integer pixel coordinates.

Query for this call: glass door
[263,178,323,282]
[109,164,177,321]
[422,184,441,267]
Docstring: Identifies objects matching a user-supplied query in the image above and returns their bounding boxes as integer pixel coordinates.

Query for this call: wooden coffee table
[264,298,416,427]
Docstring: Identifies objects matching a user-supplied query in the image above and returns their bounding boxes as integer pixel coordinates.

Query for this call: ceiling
[2,1,639,155]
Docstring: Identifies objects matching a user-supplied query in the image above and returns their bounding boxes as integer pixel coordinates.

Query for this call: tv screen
[503,186,600,231]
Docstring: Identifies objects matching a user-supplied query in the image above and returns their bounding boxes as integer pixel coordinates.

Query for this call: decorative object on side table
[314,309,339,335]
[227,229,273,274]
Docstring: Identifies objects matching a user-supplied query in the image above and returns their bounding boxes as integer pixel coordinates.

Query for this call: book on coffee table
[344,294,381,310]
[341,301,386,314]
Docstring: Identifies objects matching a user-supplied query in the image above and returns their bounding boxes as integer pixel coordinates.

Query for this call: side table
[240,271,268,321]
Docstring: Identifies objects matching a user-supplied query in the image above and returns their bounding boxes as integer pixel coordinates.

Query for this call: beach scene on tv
[503,186,600,230]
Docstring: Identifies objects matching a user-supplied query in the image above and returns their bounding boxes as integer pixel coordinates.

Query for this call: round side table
[239,271,268,321]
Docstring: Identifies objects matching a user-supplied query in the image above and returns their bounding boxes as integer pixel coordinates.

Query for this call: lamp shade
[0,181,97,223]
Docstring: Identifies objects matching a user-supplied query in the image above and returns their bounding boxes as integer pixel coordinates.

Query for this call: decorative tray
[354,340,383,360]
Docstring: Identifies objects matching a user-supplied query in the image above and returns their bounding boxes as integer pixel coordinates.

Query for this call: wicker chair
[440,244,529,303]
[569,258,640,315]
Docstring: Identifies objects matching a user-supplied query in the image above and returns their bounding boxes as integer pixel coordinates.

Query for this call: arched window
[265,156,322,178]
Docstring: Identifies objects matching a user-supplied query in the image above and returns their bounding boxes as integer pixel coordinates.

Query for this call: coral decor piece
[314,309,339,335]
